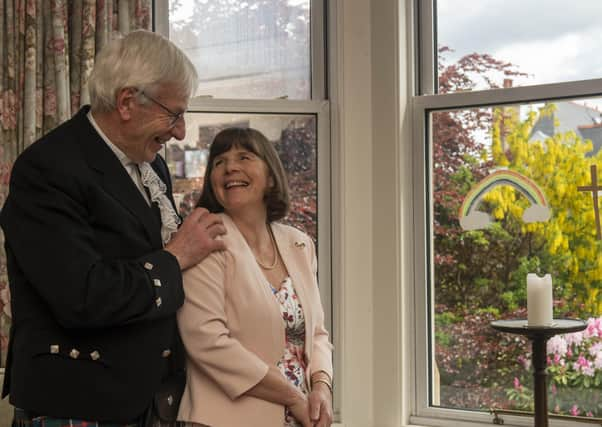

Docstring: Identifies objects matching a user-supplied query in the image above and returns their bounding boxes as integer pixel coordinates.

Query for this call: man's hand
[165,208,226,270]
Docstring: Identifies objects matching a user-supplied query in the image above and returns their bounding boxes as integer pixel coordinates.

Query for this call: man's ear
[115,87,138,121]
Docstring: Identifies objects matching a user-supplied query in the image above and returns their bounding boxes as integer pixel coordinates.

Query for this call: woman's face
[210,145,273,217]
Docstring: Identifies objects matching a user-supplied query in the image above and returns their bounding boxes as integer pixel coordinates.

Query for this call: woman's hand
[289,394,313,427]
[308,382,333,427]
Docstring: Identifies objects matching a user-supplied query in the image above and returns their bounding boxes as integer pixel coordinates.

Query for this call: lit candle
[526,273,553,326]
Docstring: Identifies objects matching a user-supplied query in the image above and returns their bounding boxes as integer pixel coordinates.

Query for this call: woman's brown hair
[196,127,290,222]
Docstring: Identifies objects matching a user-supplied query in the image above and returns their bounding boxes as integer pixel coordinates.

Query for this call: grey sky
[437,0,602,86]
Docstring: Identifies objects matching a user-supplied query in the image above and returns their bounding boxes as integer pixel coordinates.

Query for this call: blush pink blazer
[177,213,333,426]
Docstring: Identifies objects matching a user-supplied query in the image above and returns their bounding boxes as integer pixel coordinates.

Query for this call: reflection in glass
[167,113,317,241]
[431,97,602,417]
[169,0,311,100]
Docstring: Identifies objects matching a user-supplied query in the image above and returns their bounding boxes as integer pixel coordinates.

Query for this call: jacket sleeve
[0,148,184,329]
[177,250,270,400]
[307,236,334,380]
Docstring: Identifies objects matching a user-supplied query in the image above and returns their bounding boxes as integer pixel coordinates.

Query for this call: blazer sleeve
[307,236,334,380]
[177,250,270,400]
[0,147,183,329]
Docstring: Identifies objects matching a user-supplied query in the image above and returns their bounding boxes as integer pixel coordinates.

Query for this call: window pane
[167,113,317,240]
[168,0,311,100]
[431,97,602,417]
[436,0,602,92]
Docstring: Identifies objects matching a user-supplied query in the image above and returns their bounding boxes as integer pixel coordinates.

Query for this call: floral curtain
[0,0,151,367]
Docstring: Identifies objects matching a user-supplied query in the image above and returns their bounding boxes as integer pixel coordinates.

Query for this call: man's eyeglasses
[138,90,185,127]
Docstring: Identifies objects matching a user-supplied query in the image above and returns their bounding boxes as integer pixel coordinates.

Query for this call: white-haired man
[1,30,224,426]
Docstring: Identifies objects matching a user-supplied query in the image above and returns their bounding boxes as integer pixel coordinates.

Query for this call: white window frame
[153,0,339,419]
[410,1,602,426]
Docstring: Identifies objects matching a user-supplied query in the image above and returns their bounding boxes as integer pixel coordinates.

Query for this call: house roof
[529,101,602,156]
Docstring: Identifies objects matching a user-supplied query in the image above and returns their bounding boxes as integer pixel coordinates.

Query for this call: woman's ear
[115,87,138,121]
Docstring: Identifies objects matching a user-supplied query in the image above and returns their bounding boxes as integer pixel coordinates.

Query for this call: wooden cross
[578,164,602,240]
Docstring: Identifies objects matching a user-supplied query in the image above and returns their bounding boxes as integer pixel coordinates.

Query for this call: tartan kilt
[13,417,139,427]
[12,409,185,427]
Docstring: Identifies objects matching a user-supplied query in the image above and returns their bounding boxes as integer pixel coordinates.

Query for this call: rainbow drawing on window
[459,169,551,231]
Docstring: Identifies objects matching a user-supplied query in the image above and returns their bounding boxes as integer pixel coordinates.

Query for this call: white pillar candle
[527,273,553,326]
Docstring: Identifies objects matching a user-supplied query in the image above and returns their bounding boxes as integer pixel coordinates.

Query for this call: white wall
[331,0,412,426]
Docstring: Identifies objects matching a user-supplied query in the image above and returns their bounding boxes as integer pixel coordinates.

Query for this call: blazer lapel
[75,108,163,248]
[271,224,311,321]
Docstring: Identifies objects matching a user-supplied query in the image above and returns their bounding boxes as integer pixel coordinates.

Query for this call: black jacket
[1,106,185,422]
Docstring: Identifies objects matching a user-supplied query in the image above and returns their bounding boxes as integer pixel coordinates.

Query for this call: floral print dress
[270,277,308,427]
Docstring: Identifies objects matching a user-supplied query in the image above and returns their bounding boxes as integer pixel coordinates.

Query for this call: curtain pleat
[79,0,97,106]
[118,0,129,35]
[69,0,82,112]
[23,0,39,146]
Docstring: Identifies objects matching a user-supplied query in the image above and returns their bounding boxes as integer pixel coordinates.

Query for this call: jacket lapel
[75,107,163,248]
[271,224,311,323]
[271,224,315,367]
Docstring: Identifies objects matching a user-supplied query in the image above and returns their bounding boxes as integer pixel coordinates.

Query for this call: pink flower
[589,342,602,357]
[588,317,602,334]
[576,355,589,368]
[513,377,522,391]
[573,355,595,376]
[44,89,57,116]
[0,162,12,186]
[587,411,593,417]
[0,286,11,318]
[47,37,65,54]
[1,90,18,130]
[517,354,531,370]
[585,318,601,338]
[570,405,580,416]
[26,0,36,16]
[547,335,568,356]
[565,331,584,347]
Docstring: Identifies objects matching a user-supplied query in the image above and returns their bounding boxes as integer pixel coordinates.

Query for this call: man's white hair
[88,30,199,111]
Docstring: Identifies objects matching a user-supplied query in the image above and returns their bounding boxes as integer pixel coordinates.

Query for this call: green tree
[433,47,526,310]
[485,104,602,316]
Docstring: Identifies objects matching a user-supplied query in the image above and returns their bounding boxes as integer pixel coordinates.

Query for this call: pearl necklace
[255,225,278,270]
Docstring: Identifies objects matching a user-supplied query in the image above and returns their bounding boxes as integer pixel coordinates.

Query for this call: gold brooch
[294,241,306,248]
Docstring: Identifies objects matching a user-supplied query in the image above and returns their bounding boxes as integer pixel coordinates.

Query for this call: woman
[177,128,333,427]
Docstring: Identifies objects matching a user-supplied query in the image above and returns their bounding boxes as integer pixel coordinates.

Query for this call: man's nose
[170,117,186,140]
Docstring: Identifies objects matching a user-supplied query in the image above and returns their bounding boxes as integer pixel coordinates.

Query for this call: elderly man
[1,30,225,426]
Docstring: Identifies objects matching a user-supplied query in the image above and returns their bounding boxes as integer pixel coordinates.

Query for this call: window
[167,1,312,100]
[153,0,333,349]
[435,0,602,92]
[413,1,602,426]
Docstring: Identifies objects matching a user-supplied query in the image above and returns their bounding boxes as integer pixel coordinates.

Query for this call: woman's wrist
[311,370,332,384]
[312,378,333,394]
[287,387,308,407]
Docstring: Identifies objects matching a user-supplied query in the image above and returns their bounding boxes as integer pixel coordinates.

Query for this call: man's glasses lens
[140,90,184,127]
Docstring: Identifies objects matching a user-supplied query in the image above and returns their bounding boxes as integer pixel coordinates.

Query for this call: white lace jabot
[138,162,181,245]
